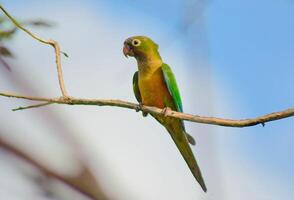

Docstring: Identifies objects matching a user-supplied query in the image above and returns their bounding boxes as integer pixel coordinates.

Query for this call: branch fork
[0,5,293,128]
[0,5,293,200]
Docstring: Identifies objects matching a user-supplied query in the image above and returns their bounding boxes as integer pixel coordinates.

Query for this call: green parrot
[123,36,207,192]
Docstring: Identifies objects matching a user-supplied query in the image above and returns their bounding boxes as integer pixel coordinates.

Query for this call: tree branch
[12,102,54,111]
[0,91,293,127]
[0,5,293,128]
[0,5,68,97]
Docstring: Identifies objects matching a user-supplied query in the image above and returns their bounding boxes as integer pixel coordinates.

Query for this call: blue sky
[206,0,294,178]
[1,0,294,199]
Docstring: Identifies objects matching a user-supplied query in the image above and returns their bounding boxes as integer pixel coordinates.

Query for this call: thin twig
[0,5,68,97]
[12,102,54,111]
[0,92,293,127]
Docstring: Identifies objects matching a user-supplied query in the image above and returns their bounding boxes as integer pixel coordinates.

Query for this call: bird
[123,36,207,192]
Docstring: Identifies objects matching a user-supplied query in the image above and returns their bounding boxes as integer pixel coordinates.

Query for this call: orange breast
[138,68,172,109]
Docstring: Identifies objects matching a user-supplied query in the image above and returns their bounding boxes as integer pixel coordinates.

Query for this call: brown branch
[0,5,68,97]
[1,67,110,200]
[12,102,54,111]
[0,6,110,200]
[0,5,293,128]
[0,138,109,200]
[0,91,293,127]
[0,4,293,198]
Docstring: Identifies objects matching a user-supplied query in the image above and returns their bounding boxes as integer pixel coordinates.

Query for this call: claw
[136,103,148,117]
[161,107,172,117]
[136,102,143,112]
[142,111,148,117]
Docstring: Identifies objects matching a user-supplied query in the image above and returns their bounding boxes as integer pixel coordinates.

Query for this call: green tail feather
[167,128,207,192]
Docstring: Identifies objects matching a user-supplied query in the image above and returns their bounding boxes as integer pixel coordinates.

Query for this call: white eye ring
[132,39,141,46]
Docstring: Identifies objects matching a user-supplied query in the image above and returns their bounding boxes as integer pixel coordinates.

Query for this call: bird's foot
[136,102,148,117]
[161,107,172,117]
[142,111,148,117]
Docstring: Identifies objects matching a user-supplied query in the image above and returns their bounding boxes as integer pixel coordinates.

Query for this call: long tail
[167,126,207,192]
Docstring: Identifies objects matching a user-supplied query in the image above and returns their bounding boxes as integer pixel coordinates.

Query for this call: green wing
[161,64,206,190]
[161,63,183,112]
[133,68,195,144]
[134,66,182,111]
[132,71,142,103]
[161,63,196,145]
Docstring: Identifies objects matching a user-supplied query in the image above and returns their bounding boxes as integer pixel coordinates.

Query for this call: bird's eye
[132,39,141,46]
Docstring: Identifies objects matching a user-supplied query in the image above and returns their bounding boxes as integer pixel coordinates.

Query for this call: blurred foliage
[0,15,52,71]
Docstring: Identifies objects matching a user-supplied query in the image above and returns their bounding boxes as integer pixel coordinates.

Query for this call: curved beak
[123,44,130,58]
[123,42,135,58]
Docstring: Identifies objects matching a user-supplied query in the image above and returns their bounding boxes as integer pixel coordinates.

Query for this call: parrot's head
[123,36,160,61]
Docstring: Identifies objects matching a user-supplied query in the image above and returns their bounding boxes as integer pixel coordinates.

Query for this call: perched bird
[123,36,207,192]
